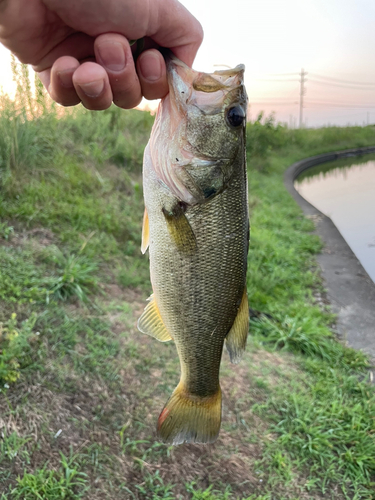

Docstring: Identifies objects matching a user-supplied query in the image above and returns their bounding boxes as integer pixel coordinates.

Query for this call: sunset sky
[1,0,375,127]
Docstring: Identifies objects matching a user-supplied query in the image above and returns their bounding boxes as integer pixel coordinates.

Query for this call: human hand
[0,0,203,109]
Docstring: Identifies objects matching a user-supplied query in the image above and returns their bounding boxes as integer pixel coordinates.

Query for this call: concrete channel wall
[284,146,375,364]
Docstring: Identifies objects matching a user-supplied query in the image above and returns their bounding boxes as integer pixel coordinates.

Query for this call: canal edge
[284,146,375,365]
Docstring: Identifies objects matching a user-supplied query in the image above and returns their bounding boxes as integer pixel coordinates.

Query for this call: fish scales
[139,55,249,445]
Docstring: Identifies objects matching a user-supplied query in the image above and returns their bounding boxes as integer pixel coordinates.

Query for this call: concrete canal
[295,154,375,284]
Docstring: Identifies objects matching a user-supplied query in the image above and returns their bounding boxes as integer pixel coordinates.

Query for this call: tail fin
[157,382,222,445]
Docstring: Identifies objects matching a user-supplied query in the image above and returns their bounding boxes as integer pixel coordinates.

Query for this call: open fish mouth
[166,53,246,116]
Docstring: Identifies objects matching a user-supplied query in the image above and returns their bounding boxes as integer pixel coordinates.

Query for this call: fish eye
[226,106,245,128]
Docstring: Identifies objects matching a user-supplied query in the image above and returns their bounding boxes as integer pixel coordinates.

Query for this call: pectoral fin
[225,288,249,364]
[141,208,149,254]
[162,204,197,254]
[137,294,173,342]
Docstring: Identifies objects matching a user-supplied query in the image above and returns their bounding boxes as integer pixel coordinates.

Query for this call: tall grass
[0,57,153,185]
[246,111,375,171]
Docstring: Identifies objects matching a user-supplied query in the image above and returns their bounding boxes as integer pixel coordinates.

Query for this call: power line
[306,102,375,109]
[317,111,374,120]
[306,99,375,105]
[255,78,299,82]
[261,72,300,77]
[309,72,375,86]
[308,78,375,90]
[250,101,299,105]
[248,68,375,125]
[250,97,299,100]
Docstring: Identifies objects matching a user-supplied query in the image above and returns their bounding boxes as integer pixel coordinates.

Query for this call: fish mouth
[165,53,246,114]
[165,51,245,90]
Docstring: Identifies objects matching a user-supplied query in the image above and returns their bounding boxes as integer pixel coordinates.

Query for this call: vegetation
[0,61,374,499]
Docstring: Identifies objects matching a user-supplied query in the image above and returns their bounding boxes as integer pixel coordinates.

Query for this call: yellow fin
[141,208,149,254]
[162,204,197,254]
[225,288,249,364]
[137,295,173,342]
[157,381,222,445]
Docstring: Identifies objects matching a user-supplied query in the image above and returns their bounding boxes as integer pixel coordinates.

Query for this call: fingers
[94,33,142,108]
[41,34,170,110]
[137,49,169,100]
[73,62,113,110]
[48,57,81,107]
[46,58,113,110]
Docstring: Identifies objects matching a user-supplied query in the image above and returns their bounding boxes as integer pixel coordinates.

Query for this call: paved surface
[284,147,375,363]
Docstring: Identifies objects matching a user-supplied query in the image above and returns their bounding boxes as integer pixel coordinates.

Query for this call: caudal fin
[157,382,222,445]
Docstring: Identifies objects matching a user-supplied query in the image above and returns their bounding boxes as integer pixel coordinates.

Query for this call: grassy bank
[0,65,374,500]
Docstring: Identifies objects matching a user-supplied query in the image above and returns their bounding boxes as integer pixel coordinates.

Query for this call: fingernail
[139,52,162,82]
[58,70,74,88]
[97,42,126,72]
[78,80,105,98]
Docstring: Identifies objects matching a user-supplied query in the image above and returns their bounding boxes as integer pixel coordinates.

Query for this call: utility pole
[299,68,307,128]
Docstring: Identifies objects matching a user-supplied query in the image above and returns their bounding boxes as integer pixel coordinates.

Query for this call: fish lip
[163,50,245,78]
[164,52,246,90]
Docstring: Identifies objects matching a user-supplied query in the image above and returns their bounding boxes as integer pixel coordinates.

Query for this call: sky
[1,0,375,127]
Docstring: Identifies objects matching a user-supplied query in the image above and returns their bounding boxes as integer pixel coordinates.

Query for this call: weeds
[255,370,375,496]
[135,470,174,500]
[46,249,99,303]
[0,430,30,463]
[0,222,14,241]
[251,315,370,370]
[0,247,47,303]
[9,452,88,500]
[0,313,39,385]
[186,483,233,500]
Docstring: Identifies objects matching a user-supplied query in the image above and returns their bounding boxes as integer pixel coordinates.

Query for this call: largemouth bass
[138,55,249,445]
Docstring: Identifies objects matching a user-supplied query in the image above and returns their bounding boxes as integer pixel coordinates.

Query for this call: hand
[0,0,203,109]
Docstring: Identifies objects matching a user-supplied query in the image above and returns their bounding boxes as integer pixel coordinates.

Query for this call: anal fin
[225,288,249,364]
[137,294,173,342]
[141,208,149,254]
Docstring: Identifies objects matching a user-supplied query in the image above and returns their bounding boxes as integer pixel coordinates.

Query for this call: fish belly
[143,147,248,397]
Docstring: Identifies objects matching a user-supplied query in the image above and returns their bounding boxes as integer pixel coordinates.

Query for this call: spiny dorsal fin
[137,294,173,342]
[225,288,249,364]
[141,208,149,254]
[162,204,197,254]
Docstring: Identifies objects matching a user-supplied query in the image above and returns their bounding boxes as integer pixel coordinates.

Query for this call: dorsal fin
[137,295,173,342]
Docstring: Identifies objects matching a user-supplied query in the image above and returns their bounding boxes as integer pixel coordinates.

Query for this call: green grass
[7,453,88,499]
[0,60,374,499]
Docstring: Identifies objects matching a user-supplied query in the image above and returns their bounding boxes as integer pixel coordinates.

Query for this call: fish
[138,54,249,445]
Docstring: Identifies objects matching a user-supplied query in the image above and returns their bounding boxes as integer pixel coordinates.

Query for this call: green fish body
[139,56,249,445]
